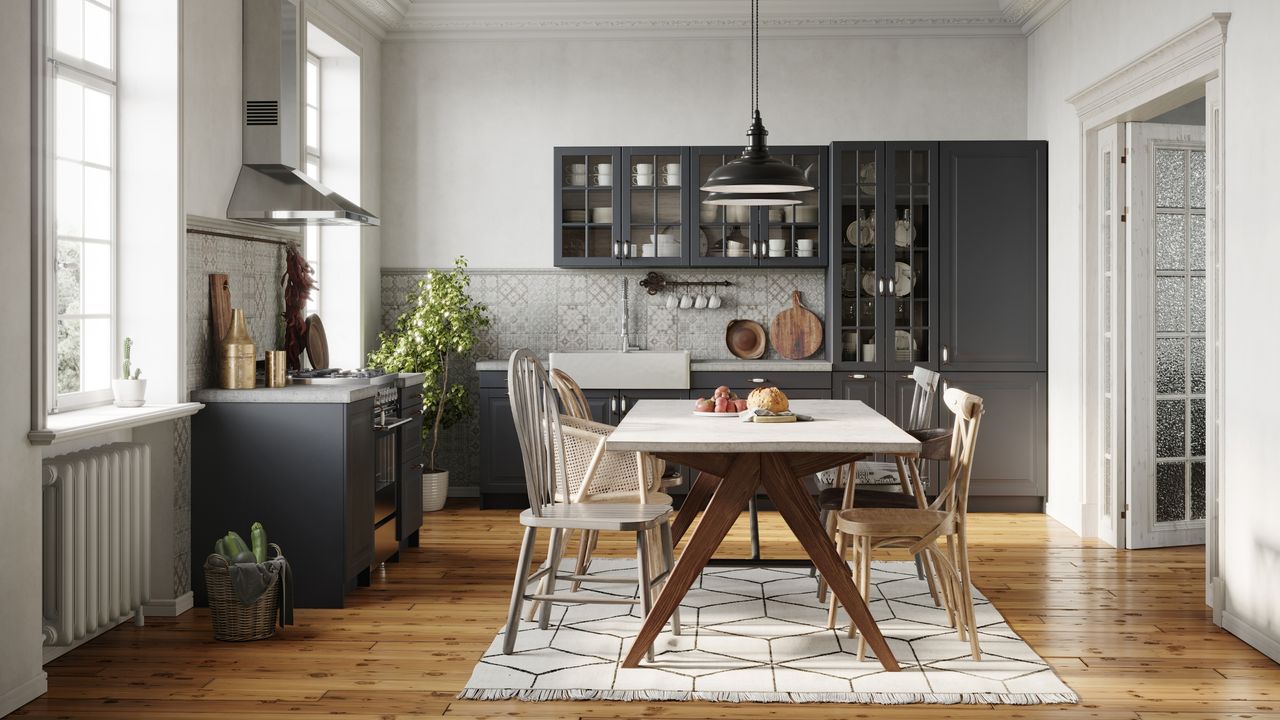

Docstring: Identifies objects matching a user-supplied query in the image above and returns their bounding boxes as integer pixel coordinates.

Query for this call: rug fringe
[455,688,1080,705]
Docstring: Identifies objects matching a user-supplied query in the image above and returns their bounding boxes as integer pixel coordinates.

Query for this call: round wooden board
[725,319,767,359]
[305,314,330,370]
[769,290,823,360]
[752,414,798,423]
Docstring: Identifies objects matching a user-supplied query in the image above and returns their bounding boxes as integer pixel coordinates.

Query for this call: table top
[605,399,921,454]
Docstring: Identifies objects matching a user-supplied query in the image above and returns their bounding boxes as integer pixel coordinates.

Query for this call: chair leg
[956,527,982,661]
[537,528,567,630]
[502,526,538,654]
[854,535,872,660]
[569,530,591,592]
[659,521,681,637]
[523,530,557,622]
[826,530,848,629]
[635,529,656,663]
[918,548,943,607]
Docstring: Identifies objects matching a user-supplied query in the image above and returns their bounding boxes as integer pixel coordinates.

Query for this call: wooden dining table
[605,399,920,672]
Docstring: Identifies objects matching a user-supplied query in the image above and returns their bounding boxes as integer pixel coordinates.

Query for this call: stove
[288,367,398,386]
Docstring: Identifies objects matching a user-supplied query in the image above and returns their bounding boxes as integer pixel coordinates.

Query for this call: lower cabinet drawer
[692,371,831,391]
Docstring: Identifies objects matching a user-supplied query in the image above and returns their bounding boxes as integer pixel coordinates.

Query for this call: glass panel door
[834,143,880,367]
[760,148,825,267]
[885,144,935,369]
[622,148,687,266]
[691,147,757,266]
[556,148,620,266]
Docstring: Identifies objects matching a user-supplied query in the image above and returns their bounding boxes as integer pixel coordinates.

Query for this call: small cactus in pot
[111,337,147,407]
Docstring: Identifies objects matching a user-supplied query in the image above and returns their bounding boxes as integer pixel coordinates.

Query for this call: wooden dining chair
[502,350,679,660]
[816,366,943,603]
[829,386,985,661]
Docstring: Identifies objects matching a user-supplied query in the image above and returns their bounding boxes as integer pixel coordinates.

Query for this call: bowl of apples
[692,386,748,417]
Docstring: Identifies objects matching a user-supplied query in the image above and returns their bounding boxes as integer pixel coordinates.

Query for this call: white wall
[0,1,49,714]
[182,0,241,219]
[1027,0,1280,659]
[381,34,1027,269]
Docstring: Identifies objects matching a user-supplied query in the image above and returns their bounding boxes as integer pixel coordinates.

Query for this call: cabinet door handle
[750,377,768,384]
[887,277,895,295]
[413,392,424,400]
[942,345,950,364]
[621,396,628,413]
[610,397,618,414]
[409,409,423,417]
[616,240,624,259]
[624,241,632,258]
[877,278,885,295]
[410,463,423,471]
[849,374,867,380]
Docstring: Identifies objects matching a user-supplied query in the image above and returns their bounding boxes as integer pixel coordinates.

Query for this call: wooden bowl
[725,319,766,359]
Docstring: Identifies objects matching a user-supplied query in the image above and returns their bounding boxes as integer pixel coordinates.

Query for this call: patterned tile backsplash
[381,267,826,491]
[186,222,288,391]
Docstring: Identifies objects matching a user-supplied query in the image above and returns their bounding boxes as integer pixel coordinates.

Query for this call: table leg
[671,471,720,545]
[622,455,760,668]
[760,453,901,672]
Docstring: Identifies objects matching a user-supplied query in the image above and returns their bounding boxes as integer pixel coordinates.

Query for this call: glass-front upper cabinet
[885,143,937,371]
[688,146,827,268]
[830,142,937,371]
[555,147,622,267]
[621,147,689,266]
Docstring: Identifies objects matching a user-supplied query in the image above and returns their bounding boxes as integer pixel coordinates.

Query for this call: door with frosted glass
[1125,122,1207,549]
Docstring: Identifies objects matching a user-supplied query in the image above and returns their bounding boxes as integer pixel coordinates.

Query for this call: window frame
[45,0,119,412]
[304,51,321,317]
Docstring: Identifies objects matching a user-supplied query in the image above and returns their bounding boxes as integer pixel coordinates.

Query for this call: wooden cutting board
[769,290,823,360]
[305,314,330,370]
[209,274,232,343]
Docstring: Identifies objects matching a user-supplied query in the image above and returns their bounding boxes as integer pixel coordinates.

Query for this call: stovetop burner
[289,367,398,386]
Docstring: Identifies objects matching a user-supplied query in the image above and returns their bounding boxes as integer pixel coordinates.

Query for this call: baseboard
[0,671,48,716]
[1221,610,1280,664]
[448,486,479,498]
[143,591,193,617]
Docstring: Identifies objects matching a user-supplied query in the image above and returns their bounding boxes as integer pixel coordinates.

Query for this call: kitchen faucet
[620,277,641,353]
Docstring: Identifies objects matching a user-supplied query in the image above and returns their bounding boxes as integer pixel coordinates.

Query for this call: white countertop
[191,384,382,404]
[605,399,919,454]
[475,359,831,372]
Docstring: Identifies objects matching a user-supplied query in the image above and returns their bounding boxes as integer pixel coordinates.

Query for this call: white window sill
[29,402,205,446]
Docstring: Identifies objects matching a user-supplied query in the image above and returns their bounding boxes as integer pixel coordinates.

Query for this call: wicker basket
[204,542,283,642]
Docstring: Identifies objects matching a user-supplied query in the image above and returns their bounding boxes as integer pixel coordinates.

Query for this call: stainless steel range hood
[227,0,378,227]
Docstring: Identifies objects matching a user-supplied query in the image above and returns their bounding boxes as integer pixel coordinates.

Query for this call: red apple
[693,397,714,413]
[714,396,730,413]
[733,398,748,412]
[714,385,732,398]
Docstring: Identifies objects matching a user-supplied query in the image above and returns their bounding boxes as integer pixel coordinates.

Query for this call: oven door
[373,417,411,566]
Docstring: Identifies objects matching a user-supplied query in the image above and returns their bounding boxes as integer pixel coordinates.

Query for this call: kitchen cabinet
[691,370,832,401]
[191,398,375,608]
[832,371,884,411]
[941,372,1046,510]
[938,141,1048,372]
[397,382,425,548]
[477,370,688,506]
[828,142,939,372]
[553,145,827,268]
[690,146,828,268]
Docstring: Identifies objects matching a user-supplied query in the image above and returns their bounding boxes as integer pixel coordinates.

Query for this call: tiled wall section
[381,267,826,490]
[172,416,191,596]
[185,223,287,391]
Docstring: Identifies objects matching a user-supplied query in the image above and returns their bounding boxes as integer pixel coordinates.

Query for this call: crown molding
[385,0,1031,41]
[337,0,410,39]
[1000,0,1068,35]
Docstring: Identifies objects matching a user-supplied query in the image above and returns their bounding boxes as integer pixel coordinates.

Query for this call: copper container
[218,308,256,389]
[264,350,286,388]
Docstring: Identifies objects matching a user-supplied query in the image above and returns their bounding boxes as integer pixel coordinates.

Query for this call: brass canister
[264,350,286,388]
[218,308,257,389]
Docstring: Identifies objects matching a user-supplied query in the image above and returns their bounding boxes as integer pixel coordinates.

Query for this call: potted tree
[111,337,146,407]
[368,257,489,511]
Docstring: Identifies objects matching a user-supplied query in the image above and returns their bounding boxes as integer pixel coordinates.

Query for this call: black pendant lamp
[702,0,811,205]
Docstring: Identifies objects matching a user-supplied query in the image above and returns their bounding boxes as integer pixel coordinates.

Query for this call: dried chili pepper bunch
[281,242,317,370]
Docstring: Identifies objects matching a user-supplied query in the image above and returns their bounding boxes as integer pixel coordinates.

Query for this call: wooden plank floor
[14,502,1279,719]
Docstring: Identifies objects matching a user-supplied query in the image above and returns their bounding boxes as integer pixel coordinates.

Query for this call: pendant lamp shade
[704,190,802,207]
[701,112,813,195]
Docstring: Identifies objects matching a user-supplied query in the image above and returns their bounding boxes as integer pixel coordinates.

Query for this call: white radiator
[41,442,151,649]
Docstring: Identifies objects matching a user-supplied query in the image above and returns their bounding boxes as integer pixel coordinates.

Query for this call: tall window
[50,0,116,408]
[304,52,321,315]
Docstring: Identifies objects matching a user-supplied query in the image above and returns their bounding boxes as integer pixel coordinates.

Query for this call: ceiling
[341,0,1066,40]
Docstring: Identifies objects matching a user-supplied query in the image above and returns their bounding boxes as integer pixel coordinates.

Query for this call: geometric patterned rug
[459,559,1078,704]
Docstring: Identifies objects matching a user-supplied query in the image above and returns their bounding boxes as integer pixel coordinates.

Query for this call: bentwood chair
[830,387,985,661]
[816,366,944,603]
[502,350,679,659]
[548,369,672,595]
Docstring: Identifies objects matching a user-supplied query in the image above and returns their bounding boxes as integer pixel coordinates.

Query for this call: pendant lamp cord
[751,0,759,116]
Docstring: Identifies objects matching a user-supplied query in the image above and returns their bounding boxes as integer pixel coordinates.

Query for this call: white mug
[797,238,815,252]
[708,293,722,309]
[679,293,693,309]
[663,163,680,174]
[633,173,654,187]
[569,163,587,174]
[634,163,654,174]
[591,207,613,223]
[694,294,708,310]
[665,294,678,310]
[595,163,612,175]
[663,172,680,186]
[862,343,876,362]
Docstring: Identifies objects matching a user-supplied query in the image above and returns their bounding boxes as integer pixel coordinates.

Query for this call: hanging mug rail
[638,271,733,296]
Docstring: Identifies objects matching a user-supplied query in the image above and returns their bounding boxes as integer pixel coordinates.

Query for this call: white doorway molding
[1067,12,1228,600]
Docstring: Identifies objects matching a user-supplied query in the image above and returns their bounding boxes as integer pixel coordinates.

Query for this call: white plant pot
[111,379,147,408]
[422,469,448,512]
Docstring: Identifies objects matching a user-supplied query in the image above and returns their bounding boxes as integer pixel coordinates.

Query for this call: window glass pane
[56,78,83,161]
[1155,213,1185,271]
[1189,338,1206,394]
[1156,399,1186,459]
[1189,151,1206,209]
[55,0,84,61]
[1155,462,1186,523]
[1189,215,1206,272]
[57,318,81,394]
[83,166,111,240]
[1190,398,1206,457]
[306,157,319,179]
[1189,276,1206,333]
[83,1,111,69]
[306,106,319,149]
[81,317,111,391]
[56,241,81,315]
[1190,462,1206,520]
[306,58,319,105]
[1155,276,1185,333]
[83,86,111,166]
[1155,149,1185,209]
[1155,337,1185,395]
[82,241,110,315]
[56,159,84,238]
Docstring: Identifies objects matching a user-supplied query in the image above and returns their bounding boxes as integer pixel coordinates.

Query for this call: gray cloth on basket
[227,556,294,627]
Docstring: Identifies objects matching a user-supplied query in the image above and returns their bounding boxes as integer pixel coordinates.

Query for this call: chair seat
[836,507,953,537]
[658,473,683,489]
[818,485,911,510]
[520,503,672,531]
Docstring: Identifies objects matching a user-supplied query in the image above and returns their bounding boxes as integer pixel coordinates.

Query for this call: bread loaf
[746,386,790,413]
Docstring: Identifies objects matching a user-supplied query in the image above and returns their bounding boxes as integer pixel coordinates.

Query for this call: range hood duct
[227,0,378,226]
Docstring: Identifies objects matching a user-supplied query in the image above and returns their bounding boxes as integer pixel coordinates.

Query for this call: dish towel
[227,556,295,627]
